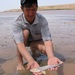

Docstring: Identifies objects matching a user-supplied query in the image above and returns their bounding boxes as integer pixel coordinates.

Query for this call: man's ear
[20,6,24,12]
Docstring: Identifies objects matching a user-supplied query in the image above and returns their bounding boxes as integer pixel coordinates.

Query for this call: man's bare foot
[17,63,25,71]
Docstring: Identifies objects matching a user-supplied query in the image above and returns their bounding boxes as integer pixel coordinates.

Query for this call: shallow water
[0,10,75,75]
[0,10,75,60]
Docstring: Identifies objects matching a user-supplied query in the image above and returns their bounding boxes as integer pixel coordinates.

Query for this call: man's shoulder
[37,13,47,23]
[37,13,45,19]
[37,13,46,20]
[13,13,24,26]
[16,13,23,22]
[12,13,24,27]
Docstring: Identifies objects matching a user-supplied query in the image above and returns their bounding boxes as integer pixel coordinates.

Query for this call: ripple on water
[0,67,4,75]
[0,58,7,64]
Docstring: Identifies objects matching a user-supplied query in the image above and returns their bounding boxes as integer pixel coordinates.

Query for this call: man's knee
[30,41,46,54]
[23,29,30,45]
[23,29,29,35]
[30,42,36,51]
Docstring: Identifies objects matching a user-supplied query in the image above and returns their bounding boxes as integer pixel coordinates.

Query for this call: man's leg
[17,29,29,70]
[30,40,46,57]
[17,48,24,70]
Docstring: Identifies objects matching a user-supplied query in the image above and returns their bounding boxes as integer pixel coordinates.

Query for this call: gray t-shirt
[12,13,52,43]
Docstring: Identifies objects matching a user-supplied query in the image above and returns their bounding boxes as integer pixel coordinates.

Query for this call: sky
[0,0,75,12]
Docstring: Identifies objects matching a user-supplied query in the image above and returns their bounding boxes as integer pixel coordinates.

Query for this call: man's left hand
[48,57,63,70]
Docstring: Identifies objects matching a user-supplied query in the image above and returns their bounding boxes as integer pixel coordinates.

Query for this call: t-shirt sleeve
[12,22,24,43]
[41,18,52,41]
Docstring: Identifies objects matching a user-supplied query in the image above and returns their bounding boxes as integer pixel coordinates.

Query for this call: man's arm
[17,43,34,62]
[44,40,63,70]
[41,16,63,70]
[44,40,54,59]
[17,43,40,71]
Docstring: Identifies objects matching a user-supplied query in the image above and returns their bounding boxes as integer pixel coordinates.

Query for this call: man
[12,0,63,75]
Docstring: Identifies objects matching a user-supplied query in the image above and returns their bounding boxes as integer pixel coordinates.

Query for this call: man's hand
[27,60,42,75]
[48,57,63,70]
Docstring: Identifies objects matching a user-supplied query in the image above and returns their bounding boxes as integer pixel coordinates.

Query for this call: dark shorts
[26,29,42,46]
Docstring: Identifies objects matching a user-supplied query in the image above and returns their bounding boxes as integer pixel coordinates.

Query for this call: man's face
[22,4,37,24]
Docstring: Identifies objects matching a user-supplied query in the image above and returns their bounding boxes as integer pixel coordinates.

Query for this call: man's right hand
[27,60,42,75]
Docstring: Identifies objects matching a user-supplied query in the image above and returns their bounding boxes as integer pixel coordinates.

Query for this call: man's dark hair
[21,0,38,8]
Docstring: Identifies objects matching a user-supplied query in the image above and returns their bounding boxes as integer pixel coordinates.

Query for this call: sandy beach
[0,10,75,75]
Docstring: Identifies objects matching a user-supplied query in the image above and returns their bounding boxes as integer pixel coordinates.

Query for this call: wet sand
[0,10,75,75]
[0,58,75,75]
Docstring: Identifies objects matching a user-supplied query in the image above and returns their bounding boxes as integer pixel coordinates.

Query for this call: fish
[30,62,63,74]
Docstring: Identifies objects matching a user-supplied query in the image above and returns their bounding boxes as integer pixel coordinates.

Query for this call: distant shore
[2,3,75,13]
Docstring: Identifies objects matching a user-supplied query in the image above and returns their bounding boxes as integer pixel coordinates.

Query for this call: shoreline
[0,3,75,13]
